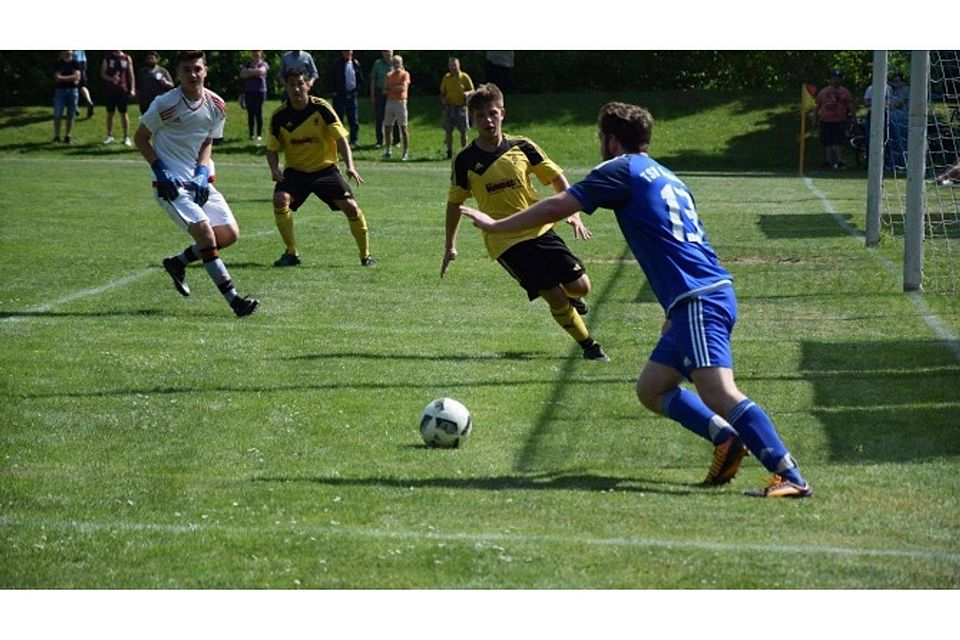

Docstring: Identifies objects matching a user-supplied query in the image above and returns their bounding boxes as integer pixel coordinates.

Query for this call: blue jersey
[567,154,732,313]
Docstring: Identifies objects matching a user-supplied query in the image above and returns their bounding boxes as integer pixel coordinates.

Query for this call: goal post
[903,50,929,291]
[867,50,960,295]
[865,50,888,247]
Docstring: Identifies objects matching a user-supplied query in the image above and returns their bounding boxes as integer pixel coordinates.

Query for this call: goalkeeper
[134,50,258,318]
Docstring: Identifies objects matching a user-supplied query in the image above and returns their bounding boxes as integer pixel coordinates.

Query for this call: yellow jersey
[448,136,563,259]
[267,96,348,173]
[440,71,474,107]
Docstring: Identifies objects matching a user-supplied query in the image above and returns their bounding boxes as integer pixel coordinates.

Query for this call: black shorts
[820,121,846,146]
[104,88,129,114]
[497,229,586,300]
[276,166,353,211]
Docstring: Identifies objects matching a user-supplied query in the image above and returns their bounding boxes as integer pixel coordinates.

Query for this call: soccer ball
[419,397,472,448]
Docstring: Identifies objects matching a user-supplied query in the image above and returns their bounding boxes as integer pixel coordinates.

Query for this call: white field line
[803,177,960,364]
[2,226,286,324]
[2,516,958,564]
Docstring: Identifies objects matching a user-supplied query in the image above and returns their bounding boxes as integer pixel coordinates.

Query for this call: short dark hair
[467,83,503,113]
[283,68,306,81]
[176,50,205,65]
[598,102,654,153]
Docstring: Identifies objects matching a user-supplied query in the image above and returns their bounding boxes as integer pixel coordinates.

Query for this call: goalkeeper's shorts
[154,184,235,231]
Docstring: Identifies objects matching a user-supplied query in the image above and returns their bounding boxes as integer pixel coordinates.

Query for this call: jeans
[244,91,265,137]
[334,91,360,144]
[54,87,79,121]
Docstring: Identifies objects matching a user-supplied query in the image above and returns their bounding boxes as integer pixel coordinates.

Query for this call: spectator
[329,50,363,147]
[383,54,411,161]
[484,51,514,92]
[240,50,269,140]
[101,50,136,146]
[369,50,396,148]
[52,50,81,144]
[136,51,174,115]
[440,56,474,159]
[814,69,853,170]
[277,50,318,89]
[886,71,910,171]
[73,49,94,119]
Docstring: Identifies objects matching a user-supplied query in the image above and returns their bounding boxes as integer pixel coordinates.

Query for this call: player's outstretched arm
[462,192,581,234]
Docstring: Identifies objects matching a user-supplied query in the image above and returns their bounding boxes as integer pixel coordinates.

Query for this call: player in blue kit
[461,101,812,498]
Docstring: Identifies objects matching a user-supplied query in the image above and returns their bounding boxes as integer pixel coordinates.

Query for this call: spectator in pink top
[814,69,854,170]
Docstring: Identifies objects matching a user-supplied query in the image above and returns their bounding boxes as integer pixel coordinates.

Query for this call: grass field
[1,90,959,608]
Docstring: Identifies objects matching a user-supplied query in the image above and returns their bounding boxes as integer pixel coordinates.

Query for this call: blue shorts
[650,285,737,379]
[53,88,78,121]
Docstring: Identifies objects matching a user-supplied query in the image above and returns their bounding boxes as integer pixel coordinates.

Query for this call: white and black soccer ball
[419,397,472,448]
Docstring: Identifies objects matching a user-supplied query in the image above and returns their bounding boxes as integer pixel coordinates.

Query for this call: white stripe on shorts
[687,298,711,368]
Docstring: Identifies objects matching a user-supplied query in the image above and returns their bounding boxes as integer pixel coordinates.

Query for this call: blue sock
[727,399,805,485]
[662,388,737,445]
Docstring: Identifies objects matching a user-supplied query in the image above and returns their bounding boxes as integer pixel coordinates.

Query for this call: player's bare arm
[337,138,364,185]
[265,150,284,182]
[441,201,462,278]
[461,191,581,234]
[550,175,591,240]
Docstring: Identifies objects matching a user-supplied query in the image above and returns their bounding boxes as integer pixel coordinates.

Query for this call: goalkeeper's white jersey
[140,87,226,181]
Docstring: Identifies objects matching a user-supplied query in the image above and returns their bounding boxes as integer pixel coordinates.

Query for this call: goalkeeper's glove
[188,165,210,207]
[151,159,182,202]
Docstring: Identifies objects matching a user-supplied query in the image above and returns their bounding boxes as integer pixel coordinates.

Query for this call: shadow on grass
[252,470,698,496]
[515,245,635,474]
[284,350,559,363]
[758,212,855,239]
[8,374,633,400]
[800,340,960,463]
[0,309,163,319]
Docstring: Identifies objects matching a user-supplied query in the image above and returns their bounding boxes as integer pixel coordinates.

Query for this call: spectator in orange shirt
[383,55,411,161]
[814,69,854,170]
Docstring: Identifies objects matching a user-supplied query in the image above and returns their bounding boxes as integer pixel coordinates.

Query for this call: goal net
[876,50,960,294]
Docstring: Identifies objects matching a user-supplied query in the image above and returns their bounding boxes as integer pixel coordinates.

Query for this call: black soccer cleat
[162,257,190,297]
[231,296,259,318]
[273,251,301,267]
[582,342,610,362]
[361,255,377,267]
[568,297,588,316]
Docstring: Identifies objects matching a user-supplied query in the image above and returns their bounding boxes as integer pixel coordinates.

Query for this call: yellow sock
[550,302,589,342]
[274,207,297,255]
[348,211,370,259]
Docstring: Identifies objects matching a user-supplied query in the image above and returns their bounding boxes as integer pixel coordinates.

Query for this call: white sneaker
[122,137,132,147]
[102,135,114,145]
[401,152,410,162]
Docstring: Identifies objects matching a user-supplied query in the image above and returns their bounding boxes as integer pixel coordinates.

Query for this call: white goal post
[865,50,960,294]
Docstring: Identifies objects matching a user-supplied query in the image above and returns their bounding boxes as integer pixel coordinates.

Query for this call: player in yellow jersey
[266,68,375,268]
[441,84,608,361]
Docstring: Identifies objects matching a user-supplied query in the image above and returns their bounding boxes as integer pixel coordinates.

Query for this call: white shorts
[154,184,235,232]
[384,100,408,127]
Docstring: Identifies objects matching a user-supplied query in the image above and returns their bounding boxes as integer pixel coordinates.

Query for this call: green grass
[1,92,959,591]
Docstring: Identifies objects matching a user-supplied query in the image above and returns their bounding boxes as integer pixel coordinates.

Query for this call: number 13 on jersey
[661,183,703,244]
